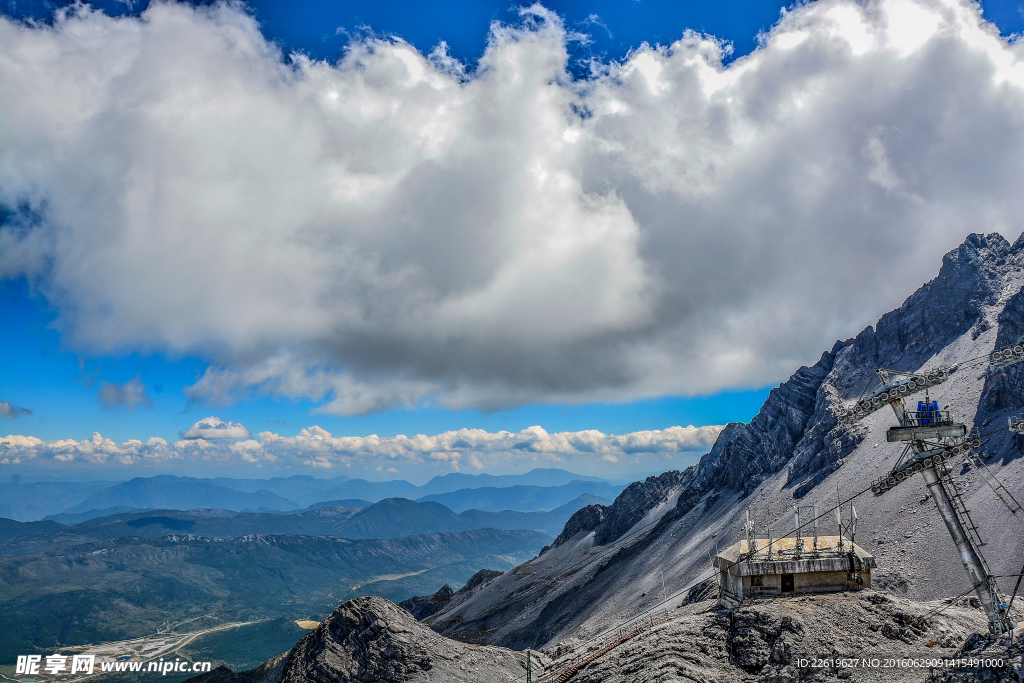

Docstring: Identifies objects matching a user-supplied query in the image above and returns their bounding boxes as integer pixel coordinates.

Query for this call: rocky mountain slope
[399,569,505,621]
[417,232,1024,651]
[186,588,1016,683]
[546,591,1008,683]
[186,597,537,683]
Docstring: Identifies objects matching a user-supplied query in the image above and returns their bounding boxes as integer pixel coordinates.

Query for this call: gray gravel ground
[556,591,1008,683]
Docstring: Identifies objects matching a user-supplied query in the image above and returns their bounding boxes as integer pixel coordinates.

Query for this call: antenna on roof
[793,506,803,556]
[850,504,857,544]
[813,504,819,551]
[836,486,844,551]
[745,509,756,555]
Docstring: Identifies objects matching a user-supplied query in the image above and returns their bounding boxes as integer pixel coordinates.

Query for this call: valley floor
[3,620,270,683]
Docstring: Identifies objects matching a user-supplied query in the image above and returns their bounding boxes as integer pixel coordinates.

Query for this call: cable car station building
[713,536,876,607]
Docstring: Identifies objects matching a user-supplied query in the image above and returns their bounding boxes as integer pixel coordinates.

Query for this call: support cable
[1006,563,1024,617]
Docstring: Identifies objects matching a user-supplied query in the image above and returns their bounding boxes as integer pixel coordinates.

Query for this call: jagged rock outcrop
[563,591,990,683]
[463,568,504,591]
[725,607,805,671]
[593,471,686,545]
[545,504,609,551]
[398,583,455,621]
[929,629,1024,683]
[681,345,844,511]
[981,278,1024,414]
[180,597,534,683]
[278,596,527,683]
[399,569,507,620]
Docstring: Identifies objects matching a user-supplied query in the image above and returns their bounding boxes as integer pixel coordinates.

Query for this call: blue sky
[7,0,1021,64]
[1,0,1023,480]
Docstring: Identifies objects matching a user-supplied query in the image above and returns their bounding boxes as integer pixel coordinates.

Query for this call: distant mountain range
[60,476,302,515]
[0,468,619,521]
[0,480,116,521]
[418,481,624,512]
[1,494,608,557]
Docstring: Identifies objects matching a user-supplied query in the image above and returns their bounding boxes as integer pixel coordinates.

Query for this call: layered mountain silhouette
[1,494,609,557]
[1,468,619,521]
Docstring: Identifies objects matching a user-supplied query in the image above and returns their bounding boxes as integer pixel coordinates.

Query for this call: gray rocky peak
[463,569,503,591]
[593,471,687,545]
[546,503,608,551]
[397,583,454,620]
[400,569,505,620]
[276,596,528,683]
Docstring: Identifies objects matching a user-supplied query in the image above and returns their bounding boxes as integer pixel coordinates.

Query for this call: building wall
[721,569,744,604]
[741,569,870,597]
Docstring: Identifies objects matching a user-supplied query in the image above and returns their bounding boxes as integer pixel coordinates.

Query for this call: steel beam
[920,465,1012,634]
[886,423,966,442]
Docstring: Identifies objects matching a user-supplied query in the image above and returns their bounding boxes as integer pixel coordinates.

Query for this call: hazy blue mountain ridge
[417,480,624,512]
[0,468,617,521]
[1,494,607,556]
[0,480,117,521]
[62,476,302,514]
[414,468,608,496]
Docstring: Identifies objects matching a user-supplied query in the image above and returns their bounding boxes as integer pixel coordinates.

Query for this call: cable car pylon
[840,354,1023,635]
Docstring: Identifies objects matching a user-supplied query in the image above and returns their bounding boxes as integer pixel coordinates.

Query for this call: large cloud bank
[1,0,1022,415]
[0,424,724,471]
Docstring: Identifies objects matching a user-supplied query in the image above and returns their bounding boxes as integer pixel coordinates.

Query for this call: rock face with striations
[592,470,687,545]
[545,504,608,551]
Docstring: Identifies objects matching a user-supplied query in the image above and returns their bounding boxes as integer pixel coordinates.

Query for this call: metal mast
[837,351,1023,635]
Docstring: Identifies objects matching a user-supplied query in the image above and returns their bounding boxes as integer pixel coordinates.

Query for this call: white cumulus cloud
[1,0,1022,414]
[181,416,252,440]
[0,423,723,472]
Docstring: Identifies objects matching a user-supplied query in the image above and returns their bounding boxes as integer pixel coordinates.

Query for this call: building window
[751,575,763,587]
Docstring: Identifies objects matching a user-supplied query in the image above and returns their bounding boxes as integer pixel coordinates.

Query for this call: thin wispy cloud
[0,401,32,420]
[97,378,153,410]
[1,0,1021,416]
